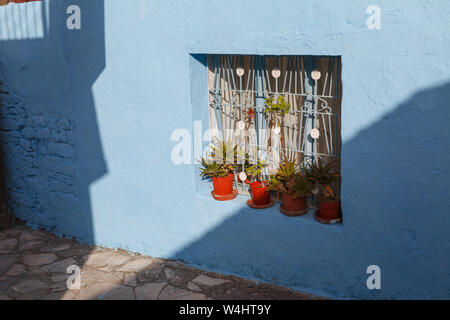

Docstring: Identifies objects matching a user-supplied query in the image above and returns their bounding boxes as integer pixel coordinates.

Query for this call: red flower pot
[212,173,234,196]
[318,200,341,219]
[249,181,271,205]
[282,193,307,212]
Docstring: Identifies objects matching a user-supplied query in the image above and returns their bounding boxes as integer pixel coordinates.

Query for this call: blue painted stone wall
[0,0,449,299]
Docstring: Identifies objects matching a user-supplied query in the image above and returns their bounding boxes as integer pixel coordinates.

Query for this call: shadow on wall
[59,81,448,300]
[0,2,449,300]
[0,1,105,243]
[166,81,450,299]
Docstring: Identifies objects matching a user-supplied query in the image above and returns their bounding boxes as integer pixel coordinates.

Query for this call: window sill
[195,190,343,233]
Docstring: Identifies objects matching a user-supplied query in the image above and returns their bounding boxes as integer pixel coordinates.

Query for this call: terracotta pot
[318,200,341,219]
[250,181,271,205]
[282,193,307,212]
[212,173,234,196]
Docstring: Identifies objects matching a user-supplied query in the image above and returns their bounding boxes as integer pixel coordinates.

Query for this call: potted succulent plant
[198,139,238,201]
[267,159,313,216]
[245,160,273,207]
[287,174,314,212]
[307,160,341,220]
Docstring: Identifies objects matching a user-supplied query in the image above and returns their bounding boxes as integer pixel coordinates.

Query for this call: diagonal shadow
[165,81,450,299]
[0,0,105,299]
[72,80,449,300]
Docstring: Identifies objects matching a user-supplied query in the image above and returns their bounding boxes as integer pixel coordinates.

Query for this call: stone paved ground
[0,222,322,300]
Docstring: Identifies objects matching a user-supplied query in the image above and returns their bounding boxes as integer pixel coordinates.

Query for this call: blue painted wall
[0,0,449,299]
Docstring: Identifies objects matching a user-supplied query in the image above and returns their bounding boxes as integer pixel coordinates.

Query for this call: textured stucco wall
[0,0,449,299]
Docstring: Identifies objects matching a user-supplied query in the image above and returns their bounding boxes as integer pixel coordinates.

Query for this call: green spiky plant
[306,159,340,201]
[267,160,314,199]
[292,174,314,199]
[198,138,237,180]
[209,138,238,165]
[199,158,233,179]
[266,159,298,194]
